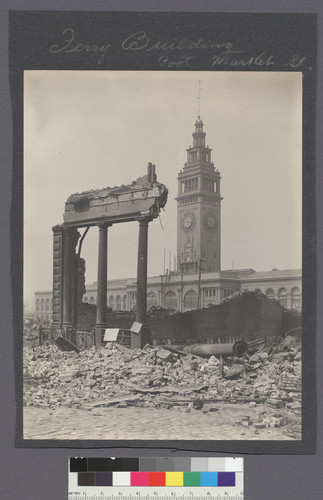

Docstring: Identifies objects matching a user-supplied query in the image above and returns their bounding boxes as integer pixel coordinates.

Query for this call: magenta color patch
[131,472,149,486]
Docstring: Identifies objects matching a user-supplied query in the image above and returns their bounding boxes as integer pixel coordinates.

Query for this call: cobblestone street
[23,403,300,441]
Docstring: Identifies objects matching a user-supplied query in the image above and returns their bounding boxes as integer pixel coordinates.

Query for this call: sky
[24,70,302,306]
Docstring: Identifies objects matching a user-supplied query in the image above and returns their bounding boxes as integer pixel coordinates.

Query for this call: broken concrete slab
[224,364,245,380]
[54,336,80,353]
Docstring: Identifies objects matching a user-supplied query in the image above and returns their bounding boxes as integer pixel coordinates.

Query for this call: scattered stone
[156,349,173,362]
[193,398,204,410]
[23,336,302,432]
[266,399,285,409]
[224,364,245,379]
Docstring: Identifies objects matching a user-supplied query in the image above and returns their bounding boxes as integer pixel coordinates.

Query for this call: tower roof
[194,116,204,129]
[193,116,206,140]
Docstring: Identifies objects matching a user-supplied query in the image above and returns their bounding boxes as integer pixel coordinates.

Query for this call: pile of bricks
[23,334,301,429]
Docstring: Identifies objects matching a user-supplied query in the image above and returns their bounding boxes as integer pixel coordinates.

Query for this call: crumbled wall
[147,292,285,341]
[77,292,301,341]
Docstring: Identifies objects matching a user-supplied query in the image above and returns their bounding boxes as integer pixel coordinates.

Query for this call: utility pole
[197,259,206,309]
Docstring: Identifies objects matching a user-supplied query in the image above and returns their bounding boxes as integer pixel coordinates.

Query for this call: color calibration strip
[68,457,244,499]
[77,470,235,487]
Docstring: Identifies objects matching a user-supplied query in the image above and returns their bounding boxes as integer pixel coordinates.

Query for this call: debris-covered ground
[23,336,302,440]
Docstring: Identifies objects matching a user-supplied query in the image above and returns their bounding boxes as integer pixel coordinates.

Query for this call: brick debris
[23,334,301,438]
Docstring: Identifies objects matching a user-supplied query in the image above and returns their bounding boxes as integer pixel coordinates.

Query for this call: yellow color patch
[165,472,183,486]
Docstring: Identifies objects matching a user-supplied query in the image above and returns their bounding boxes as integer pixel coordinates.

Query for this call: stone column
[62,227,79,341]
[136,219,148,323]
[177,289,181,312]
[95,224,109,346]
[287,291,292,310]
[52,225,64,327]
[132,218,151,348]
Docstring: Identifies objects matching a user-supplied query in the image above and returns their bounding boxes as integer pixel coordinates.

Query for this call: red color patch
[148,472,166,486]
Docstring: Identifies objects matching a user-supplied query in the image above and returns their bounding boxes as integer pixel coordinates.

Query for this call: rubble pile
[220,289,265,304]
[23,335,301,434]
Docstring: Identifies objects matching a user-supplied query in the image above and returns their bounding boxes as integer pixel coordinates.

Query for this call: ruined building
[34,116,302,323]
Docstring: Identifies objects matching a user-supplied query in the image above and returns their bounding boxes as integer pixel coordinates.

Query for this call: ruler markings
[125,496,236,500]
[68,495,243,500]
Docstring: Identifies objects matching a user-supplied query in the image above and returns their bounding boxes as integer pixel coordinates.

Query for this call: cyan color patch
[200,472,218,486]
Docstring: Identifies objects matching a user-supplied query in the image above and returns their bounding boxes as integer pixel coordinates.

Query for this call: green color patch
[183,472,201,486]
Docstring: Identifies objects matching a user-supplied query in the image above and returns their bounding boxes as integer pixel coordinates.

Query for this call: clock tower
[176,116,222,274]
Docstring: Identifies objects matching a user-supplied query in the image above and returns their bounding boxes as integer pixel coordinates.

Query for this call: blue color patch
[200,472,218,486]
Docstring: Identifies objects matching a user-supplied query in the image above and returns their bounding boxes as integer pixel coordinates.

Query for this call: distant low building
[32,267,301,322]
[240,268,302,311]
[34,290,53,322]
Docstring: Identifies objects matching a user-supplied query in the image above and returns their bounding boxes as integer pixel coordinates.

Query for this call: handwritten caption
[49,28,307,69]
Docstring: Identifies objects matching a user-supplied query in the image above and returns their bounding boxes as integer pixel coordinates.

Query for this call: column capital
[98,222,112,230]
[52,224,64,234]
[61,225,79,234]
[138,217,152,226]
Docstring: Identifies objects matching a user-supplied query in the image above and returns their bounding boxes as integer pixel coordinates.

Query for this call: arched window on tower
[266,288,275,300]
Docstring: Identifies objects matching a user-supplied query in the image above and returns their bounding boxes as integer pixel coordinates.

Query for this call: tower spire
[198,80,202,119]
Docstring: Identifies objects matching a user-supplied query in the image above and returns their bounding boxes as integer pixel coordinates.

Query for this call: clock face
[182,212,196,231]
[205,212,216,231]
[207,215,215,228]
[184,215,193,228]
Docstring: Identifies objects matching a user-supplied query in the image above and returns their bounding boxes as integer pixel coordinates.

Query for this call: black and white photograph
[23,70,303,441]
